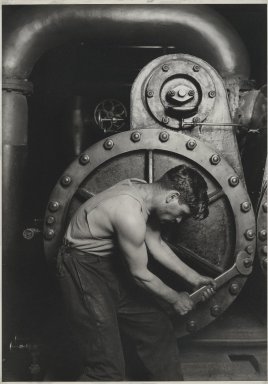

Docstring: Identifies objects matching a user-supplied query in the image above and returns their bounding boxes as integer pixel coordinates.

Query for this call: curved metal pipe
[3,5,249,80]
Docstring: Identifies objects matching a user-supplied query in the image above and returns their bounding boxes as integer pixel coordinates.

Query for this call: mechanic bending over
[57,164,216,381]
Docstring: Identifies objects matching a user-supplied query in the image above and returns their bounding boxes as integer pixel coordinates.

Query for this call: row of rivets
[240,201,251,212]
[146,89,154,98]
[229,176,239,187]
[193,65,200,72]
[186,139,197,150]
[61,175,72,187]
[245,245,254,255]
[131,131,141,142]
[48,201,60,212]
[159,131,169,142]
[79,153,90,165]
[46,216,55,225]
[103,139,114,150]
[262,246,267,255]
[259,229,267,241]
[210,154,221,165]
[244,229,255,241]
[44,228,55,240]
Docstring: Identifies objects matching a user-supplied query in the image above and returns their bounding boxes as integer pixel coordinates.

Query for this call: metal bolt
[159,131,170,142]
[259,230,267,241]
[262,246,267,255]
[131,131,141,143]
[186,139,197,150]
[240,201,251,212]
[229,283,240,295]
[192,117,200,124]
[79,153,90,165]
[162,116,170,125]
[178,89,187,97]
[61,175,72,187]
[244,257,253,268]
[262,257,267,270]
[146,89,154,98]
[228,176,239,187]
[188,90,195,96]
[211,305,221,317]
[168,90,175,97]
[44,228,55,240]
[103,139,114,150]
[187,320,197,333]
[208,91,216,98]
[245,245,254,255]
[48,201,60,212]
[193,65,200,72]
[244,229,255,241]
[46,216,55,225]
[262,202,267,213]
[162,64,169,72]
[210,154,221,165]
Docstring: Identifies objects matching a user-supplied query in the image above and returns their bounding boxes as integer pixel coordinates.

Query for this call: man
[57,164,216,381]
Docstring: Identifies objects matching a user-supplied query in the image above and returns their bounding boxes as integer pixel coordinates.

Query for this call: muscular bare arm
[113,198,194,314]
[145,222,216,295]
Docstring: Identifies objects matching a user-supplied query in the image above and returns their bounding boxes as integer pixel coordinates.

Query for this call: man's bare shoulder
[111,195,146,239]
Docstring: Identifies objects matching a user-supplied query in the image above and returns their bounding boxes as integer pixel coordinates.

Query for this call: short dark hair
[156,165,209,220]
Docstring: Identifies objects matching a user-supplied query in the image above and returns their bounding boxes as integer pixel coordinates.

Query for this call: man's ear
[166,191,180,203]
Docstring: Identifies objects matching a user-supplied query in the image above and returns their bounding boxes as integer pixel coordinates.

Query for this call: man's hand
[172,292,194,316]
[192,274,216,301]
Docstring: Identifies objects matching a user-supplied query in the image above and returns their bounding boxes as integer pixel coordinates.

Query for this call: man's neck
[134,183,159,215]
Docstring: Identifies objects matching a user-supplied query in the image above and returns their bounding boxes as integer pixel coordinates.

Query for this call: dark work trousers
[56,246,183,381]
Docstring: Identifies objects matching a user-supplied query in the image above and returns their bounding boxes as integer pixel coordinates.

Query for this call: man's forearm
[150,239,200,285]
[133,269,181,304]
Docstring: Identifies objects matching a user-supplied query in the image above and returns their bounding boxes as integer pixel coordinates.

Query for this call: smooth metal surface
[3,5,249,80]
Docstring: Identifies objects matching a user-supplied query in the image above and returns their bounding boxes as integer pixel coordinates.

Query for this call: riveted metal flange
[48,201,60,212]
[61,175,72,187]
[258,230,267,241]
[159,131,170,142]
[186,139,197,150]
[240,201,251,212]
[228,176,239,187]
[245,245,254,255]
[46,216,55,225]
[103,139,114,150]
[210,154,221,165]
[44,228,55,240]
[79,153,90,165]
[44,128,256,338]
[145,58,216,129]
[244,229,255,241]
[131,131,141,143]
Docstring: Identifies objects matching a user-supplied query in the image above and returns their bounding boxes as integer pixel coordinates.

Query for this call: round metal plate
[44,128,255,337]
[145,58,216,129]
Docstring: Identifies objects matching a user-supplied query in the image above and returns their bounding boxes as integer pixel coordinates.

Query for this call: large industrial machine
[2,4,267,381]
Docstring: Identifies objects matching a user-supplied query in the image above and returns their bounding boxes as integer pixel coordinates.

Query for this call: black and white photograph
[2,2,267,381]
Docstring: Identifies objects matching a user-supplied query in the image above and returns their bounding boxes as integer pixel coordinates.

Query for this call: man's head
[152,165,209,223]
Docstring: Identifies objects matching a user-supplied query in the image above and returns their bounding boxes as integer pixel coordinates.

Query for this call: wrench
[190,251,253,305]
